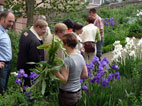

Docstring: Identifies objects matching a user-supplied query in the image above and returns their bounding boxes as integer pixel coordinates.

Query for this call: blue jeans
[0,63,11,95]
[96,37,104,59]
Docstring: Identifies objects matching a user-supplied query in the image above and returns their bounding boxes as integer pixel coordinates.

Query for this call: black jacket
[17,30,44,74]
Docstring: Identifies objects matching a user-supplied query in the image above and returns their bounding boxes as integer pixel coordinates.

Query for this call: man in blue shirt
[0,11,15,95]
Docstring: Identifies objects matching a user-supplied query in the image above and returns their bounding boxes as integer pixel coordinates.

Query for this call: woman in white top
[73,22,84,54]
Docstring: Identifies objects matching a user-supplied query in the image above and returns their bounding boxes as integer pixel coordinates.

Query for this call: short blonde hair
[33,19,48,28]
[54,23,68,34]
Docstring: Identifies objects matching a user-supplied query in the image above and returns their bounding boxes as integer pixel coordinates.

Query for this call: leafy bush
[9,30,20,72]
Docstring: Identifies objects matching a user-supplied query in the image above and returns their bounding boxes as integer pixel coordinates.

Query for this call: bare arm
[81,65,88,79]
[54,66,69,84]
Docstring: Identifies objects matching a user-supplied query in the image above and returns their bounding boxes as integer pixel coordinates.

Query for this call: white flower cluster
[112,37,141,62]
[124,37,136,57]
[112,41,124,62]
[136,9,142,17]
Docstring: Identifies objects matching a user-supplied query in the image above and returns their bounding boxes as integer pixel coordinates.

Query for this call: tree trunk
[26,0,35,26]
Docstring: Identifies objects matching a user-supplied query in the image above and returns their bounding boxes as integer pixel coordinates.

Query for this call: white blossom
[136,9,142,17]
[129,50,135,57]
[11,72,18,76]
[113,41,120,46]
[137,39,142,47]
[112,40,124,62]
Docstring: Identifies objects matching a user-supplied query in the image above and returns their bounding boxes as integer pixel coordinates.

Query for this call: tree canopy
[4,0,88,26]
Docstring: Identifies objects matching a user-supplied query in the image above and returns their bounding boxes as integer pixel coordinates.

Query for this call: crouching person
[54,33,88,106]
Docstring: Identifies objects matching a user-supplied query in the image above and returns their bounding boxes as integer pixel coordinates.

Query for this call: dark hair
[62,33,78,49]
[86,16,95,24]
[89,8,96,13]
[0,11,12,20]
[73,22,83,32]
[63,19,73,29]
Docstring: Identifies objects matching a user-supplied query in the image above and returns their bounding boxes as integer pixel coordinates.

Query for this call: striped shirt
[94,14,104,37]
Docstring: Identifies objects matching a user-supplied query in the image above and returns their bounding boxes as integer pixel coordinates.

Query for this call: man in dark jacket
[17,19,47,86]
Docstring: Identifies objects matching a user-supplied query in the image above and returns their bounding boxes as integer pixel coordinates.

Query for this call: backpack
[83,41,95,53]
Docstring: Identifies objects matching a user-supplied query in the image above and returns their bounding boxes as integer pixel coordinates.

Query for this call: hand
[81,48,85,53]
[0,62,5,69]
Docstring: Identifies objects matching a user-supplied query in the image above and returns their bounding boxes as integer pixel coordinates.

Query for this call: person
[17,19,48,86]
[81,16,101,64]
[0,11,15,95]
[89,8,104,60]
[63,19,73,33]
[54,32,88,106]
[34,15,53,60]
[73,22,84,54]
[54,23,68,59]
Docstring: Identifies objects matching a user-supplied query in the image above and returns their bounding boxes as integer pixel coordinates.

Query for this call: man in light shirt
[89,8,104,60]
[0,11,15,95]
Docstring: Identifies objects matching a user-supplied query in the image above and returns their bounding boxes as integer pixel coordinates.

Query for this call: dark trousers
[96,37,104,60]
[59,89,81,106]
[0,63,11,95]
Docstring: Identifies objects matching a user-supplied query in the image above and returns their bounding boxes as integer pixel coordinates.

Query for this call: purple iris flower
[80,79,84,83]
[104,22,109,26]
[29,72,39,80]
[110,22,115,26]
[98,65,104,72]
[86,64,94,71]
[117,75,121,80]
[33,80,37,85]
[82,85,88,91]
[101,57,109,64]
[97,70,104,77]
[112,64,119,70]
[108,17,114,22]
[23,86,29,90]
[25,92,32,100]
[91,56,100,64]
[16,69,28,78]
[96,78,101,83]
[105,18,108,21]
[114,72,120,80]
[88,71,93,78]
[101,78,109,87]
[16,79,22,84]
[107,74,112,81]
[90,76,97,83]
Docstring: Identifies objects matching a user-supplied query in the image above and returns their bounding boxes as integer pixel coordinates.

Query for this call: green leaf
[41,79,46,95]
[49,73,59,80]
[27,77,41,92]
[48,65,63,72]
[27,62,36,64]
[27,61,47,65]
[37,42,51,49]
[29,68,40,74]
